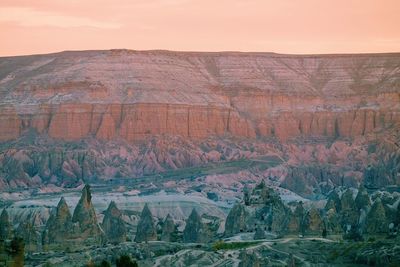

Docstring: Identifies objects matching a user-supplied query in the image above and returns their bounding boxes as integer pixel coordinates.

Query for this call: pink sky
[0,0,399,56]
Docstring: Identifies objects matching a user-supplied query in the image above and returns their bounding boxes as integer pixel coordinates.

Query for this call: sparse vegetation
[116,255,138,267]
[212,240,262,251]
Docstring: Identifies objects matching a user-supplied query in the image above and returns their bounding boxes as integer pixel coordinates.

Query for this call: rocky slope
[0,50,399,192]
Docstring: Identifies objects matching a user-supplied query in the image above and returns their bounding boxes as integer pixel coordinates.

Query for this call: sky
[0,0,399,56]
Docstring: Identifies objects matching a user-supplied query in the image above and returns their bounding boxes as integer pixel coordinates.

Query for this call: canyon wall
[0,50,399,191]
[0,101,399,142]
[0,50,399,142]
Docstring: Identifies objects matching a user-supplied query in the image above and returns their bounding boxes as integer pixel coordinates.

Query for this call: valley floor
[24,235,400,267]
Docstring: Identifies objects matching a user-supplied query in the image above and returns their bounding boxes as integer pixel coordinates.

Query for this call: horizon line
[1,48,400,58]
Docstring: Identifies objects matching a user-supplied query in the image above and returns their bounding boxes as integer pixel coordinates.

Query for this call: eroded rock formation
[72,184,103,241]
[42,197,76,247]
[102,201,126,243]
[224,203,248,237]
[0,209,12,240]
[134,204,157,243]
[160,214,178,242]
[1,50,399,142]
[0,50,399,193]
[183,209,207,243]
[43,185,104,248]
[365,198,387,234]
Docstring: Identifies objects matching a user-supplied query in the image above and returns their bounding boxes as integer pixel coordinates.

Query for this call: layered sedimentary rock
[0,50,399,143]
[0,50,399,192]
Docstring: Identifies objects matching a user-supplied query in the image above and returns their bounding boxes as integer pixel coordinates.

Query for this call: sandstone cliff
[0,50,399,142]
[0,50,399,192]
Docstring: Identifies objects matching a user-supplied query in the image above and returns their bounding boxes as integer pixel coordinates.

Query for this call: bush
[100,260,111,267]
[116,255,138,267]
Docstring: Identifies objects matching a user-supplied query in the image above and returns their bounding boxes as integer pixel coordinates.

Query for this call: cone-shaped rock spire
[102,201,126,243]
[225,203,248,237]
[161,214,178,242]
[183,208,207,243]
[135,204,157,242]
[72,184,102,237]
[43,197,74,244]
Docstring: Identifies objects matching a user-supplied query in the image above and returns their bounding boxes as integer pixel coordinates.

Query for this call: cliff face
[0,50,399,192]
[0,50,399,142]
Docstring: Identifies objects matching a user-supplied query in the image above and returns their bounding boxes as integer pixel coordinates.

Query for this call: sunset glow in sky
[1,0,399,56]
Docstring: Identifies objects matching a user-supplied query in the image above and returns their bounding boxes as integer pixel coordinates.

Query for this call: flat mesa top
[0,49,399,106]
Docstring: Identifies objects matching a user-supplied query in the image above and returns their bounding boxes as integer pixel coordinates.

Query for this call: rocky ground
[20,237,400,267]
[0,178,399,266]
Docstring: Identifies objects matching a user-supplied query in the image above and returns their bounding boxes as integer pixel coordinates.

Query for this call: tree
[322,227,327,238]
[116,255,138,267]
[100,260,111,267]
[9,237,24,267]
